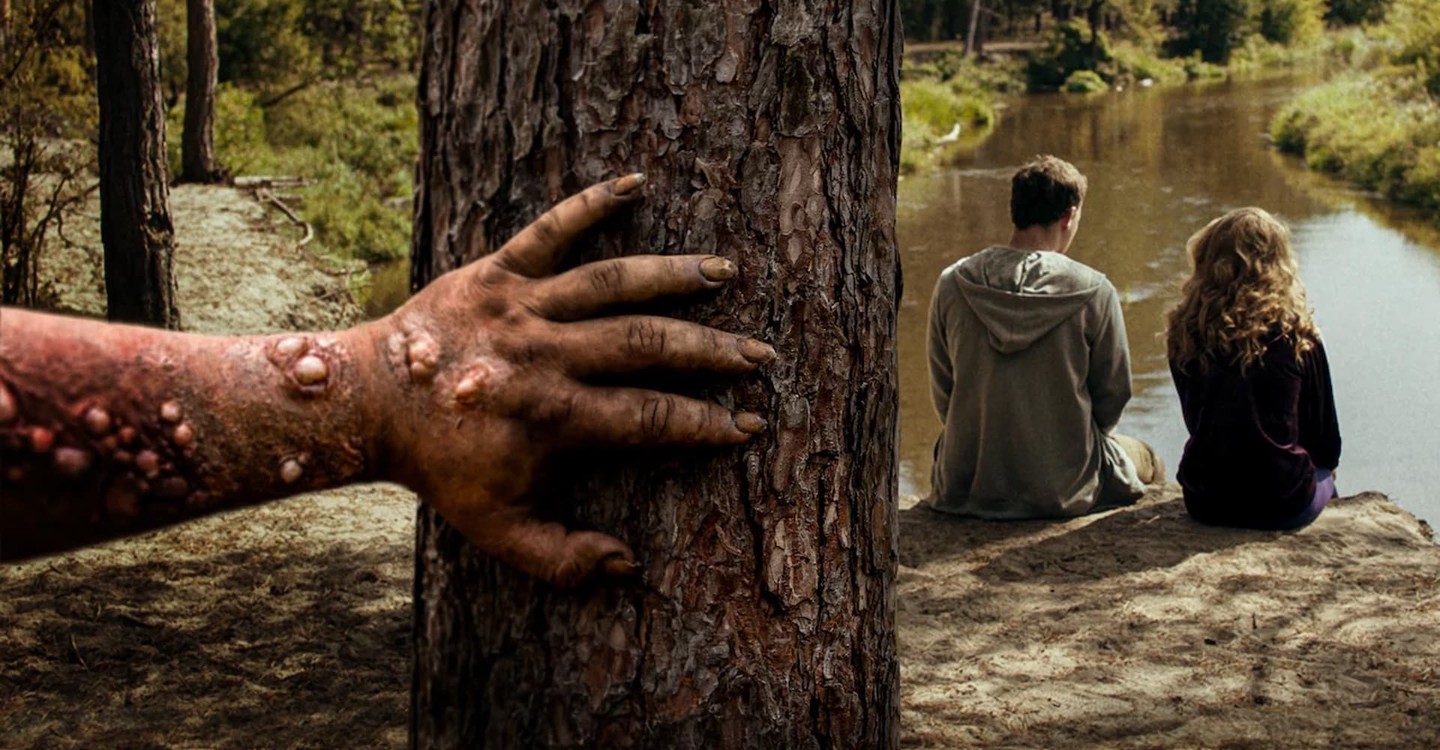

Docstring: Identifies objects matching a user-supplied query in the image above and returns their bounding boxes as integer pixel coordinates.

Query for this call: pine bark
[94,0,179,328]
[410,1,902,747]
[179,0,222,183]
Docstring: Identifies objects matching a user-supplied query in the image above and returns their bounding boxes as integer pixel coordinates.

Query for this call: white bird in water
[937,122,962,144]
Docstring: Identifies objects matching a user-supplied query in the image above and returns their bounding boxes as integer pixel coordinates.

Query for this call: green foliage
[1325,0,1392,25]
[0,0,98,307]
[1167,0,1252,63]
[1384,0,1440,97]
[214,0,318,90]
[900,0,972,42]
[1107,41,1189,85]
[1027,19,1114,91]
[167,78,418,263]
[1254,0,1325,45]
[898,61,1005,175]
[1270,73,1440,209]
[203,1,419,98]
[1063,69,1110,93]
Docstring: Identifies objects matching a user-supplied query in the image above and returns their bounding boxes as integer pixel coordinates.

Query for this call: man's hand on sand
[371,174,774,586]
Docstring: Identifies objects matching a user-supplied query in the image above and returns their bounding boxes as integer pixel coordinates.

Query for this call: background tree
[409,0,902,747]
[93,0,180,328]
[1167,0,1250,62]
[178,0,223,182]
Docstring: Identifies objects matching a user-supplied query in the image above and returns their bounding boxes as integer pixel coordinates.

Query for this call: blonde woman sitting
[1166,207,1342,530]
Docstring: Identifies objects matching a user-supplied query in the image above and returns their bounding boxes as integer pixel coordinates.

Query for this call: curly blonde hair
[1166,207,1318,372]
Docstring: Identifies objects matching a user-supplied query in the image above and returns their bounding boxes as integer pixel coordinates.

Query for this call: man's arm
[1086,282,1132,434]
[0,175,774,586]
[927,273,955,420]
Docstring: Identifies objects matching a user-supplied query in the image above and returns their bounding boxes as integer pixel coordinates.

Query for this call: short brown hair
[1010,155,1087,229]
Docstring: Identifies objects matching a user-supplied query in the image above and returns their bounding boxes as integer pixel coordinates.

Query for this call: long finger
[529,254,736,321]
[491,174,648,277]
[555,316,775,377]
[530,386,767,447]
[449,505,639,587]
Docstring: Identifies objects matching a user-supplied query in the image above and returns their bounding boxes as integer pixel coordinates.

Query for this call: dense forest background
[1,0,1435,309]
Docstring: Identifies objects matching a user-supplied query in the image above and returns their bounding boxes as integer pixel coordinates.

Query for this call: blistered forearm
[0,308,389,560]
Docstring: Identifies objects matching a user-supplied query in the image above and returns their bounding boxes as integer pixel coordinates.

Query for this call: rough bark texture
[94,0,180,328]
[179,0,222,184]
[410,1,902,748]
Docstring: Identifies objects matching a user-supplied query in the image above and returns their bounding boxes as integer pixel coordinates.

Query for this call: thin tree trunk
[966,0,983,56]
[94,0,179,328]
[409,1,902,748]
[180,0,222,183]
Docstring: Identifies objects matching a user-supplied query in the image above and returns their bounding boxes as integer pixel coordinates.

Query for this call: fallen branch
[255,187,314,249]
[232,175,309,190]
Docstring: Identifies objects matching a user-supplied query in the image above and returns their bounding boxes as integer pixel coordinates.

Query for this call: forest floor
[2,187,1439,749]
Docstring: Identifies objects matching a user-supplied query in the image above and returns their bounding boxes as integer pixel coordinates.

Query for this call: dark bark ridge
[411,1,902,748]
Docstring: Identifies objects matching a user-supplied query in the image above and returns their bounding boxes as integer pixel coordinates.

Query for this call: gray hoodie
[926,246,1144,518]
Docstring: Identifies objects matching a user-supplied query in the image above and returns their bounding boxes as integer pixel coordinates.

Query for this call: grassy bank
[900,54,1021,175]
[1268,1,1440,213]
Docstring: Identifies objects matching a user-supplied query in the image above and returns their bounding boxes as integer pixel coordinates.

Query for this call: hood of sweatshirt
[950,246,1104,354]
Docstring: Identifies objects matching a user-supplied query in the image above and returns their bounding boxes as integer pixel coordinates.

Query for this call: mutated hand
[371,174,772,586]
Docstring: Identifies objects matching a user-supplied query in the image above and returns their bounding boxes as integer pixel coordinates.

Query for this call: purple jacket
[1170,334,1342,528]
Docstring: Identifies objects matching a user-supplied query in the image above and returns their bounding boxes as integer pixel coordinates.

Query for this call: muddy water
[899,75,1440,524]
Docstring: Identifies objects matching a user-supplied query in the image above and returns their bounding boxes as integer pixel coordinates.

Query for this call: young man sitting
[925,155,1163,519]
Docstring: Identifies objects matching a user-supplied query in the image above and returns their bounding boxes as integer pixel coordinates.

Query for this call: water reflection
[899,75,1440,524]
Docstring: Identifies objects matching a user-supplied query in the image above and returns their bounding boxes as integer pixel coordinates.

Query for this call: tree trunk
[409,1,902,748]
[179,0,222,184]
[965,0,982,56]
[93,0,180,329]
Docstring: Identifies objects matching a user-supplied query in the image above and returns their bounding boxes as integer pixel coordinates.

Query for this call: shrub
[1254,0,1325,46]
[1270,72,1440,209]
[1063,70,1109,94]
[1385,0,1440,96]
[1167,0,1251,64]
[1108,41,1188,86]
[1028,20,1113,91]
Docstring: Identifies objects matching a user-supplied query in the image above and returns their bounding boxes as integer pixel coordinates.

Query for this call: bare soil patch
[899,490,1440,749]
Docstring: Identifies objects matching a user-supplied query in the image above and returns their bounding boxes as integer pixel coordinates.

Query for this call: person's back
[1166,207,1342,530]
[926,155,1159,519]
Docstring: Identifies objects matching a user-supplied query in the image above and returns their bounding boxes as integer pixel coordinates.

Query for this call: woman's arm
[0,175,773,585]
[1298,336,1342,470]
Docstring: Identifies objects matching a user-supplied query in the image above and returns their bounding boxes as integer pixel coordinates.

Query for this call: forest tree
[93,0,180,328]
[409,0,903,748]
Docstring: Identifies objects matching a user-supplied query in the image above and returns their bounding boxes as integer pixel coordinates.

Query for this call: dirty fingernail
[739,338,776,364]
[700,256,736,282]
[734,412,767,434]
[613,172,647,196]
[603,555,641,578]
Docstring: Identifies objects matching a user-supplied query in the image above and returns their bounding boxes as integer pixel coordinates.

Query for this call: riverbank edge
[1270,70,1440,214]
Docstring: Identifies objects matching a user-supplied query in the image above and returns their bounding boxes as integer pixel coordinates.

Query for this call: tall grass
[899,53,1015,175]
[1268,0,1440,212]
[1271,73,1440,210]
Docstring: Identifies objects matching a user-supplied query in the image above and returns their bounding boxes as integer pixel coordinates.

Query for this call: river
[898,74,1440,525]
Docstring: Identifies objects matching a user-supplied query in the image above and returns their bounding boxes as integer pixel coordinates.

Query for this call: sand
[3,187,1438,749]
